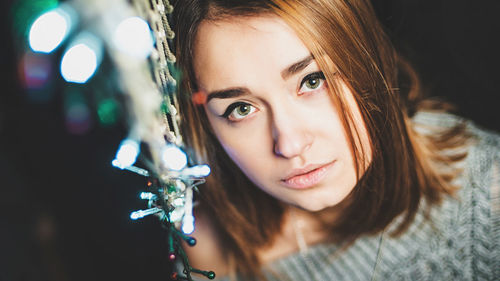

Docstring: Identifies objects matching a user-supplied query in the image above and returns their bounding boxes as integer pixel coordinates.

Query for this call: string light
[182,187,195,234]
[60,32,102,83]
[182,215,195,235]
[29,4,75,53]
[113,16,154,59]
[130,207,162,220]
[161,145,188,171]
[140,192,156,200]
[181,165,211,178]
[33,0,215,279]
[112,138,140,169]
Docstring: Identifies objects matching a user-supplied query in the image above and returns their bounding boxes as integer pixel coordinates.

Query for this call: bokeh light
[28,4,75,53]
[139,192,155,200]
[112,16,154,59]
[182,215,195,235]
[112,139,140,169]
[60,32,102,84]
[184,165,211,177]
[64,88,92,135]
[97,98,119,126]
[19,51,52,90]
[161,145,188,171]
[61,44,96,83]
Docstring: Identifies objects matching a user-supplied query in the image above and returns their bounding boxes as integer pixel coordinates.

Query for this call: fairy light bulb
[112,138,140,169]
[139,192,155,200]
[29,5,75,53]
[181,187,194,234]
[130,207,162,220]
[182,164,211,177]
[60,32,102,83]
[181,215,195,235]
[161,145,187,171]
[113,16,154,59]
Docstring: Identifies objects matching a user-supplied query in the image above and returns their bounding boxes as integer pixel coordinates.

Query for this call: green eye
[299,71,326,93]
[305,77,320,89]
[236,104,252,116]
[221,102,257,122]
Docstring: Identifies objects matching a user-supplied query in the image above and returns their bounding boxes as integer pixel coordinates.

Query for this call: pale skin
[185,15,372,274]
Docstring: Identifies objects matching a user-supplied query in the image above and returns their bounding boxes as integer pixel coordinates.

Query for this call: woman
[171,0,499,280]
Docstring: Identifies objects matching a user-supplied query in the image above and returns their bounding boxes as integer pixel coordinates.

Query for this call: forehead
[192,16,311,90]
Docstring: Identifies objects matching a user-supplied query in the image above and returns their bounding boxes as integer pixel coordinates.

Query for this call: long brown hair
[171,0,468,276]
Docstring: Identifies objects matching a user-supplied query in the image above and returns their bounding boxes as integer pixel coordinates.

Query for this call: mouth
[281,161,335,189]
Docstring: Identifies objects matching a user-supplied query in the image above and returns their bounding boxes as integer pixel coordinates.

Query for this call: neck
[257,205,337,263]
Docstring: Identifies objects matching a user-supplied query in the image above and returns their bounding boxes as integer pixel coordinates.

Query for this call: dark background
[1,0,499,281]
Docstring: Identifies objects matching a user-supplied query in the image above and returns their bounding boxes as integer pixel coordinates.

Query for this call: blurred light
[182,165,211,178]
[65,102,91,135]
[29,4,75,53]
[97,98,119,126]
[140,192,155,200]
[60,32,102,83]
[169,208,184,222]
[130,207,161,220]
[20,51,52,89]
[11,0,59,38]
[182,215,195,235]
[161,145,187,171]
[63,88,92,134]
[113,16,154,59]
[173,198,184,207]
[112,139,140,169]
[60,44,96,83]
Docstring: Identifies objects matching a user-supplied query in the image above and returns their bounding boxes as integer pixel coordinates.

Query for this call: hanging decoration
[23,0,214,280]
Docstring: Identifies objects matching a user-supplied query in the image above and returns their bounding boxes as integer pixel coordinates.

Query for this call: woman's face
[193,16,371,212]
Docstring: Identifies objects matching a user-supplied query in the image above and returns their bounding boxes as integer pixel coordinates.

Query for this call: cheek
[206,115,271,176]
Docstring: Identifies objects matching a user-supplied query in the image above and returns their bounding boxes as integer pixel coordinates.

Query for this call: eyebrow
[206,87,248,103]
[206,54,315,102]
[281,55,314,80]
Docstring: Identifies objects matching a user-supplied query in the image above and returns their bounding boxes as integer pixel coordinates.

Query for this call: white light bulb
[60,32,102,84]
[60,44,96,83]
[130,212,141,220]
[161,145,187,171]
[139,192,155,200]
[29,9,70,53]
[130,207,161,220]
[112,139,140,169]
[183,165,211,177]
[113,16,154,58]
[182,215,195,235]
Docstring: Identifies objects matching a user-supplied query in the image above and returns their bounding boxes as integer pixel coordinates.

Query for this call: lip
[281,161,335,189]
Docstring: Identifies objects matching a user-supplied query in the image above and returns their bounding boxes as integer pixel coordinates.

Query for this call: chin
[293,200,332,212]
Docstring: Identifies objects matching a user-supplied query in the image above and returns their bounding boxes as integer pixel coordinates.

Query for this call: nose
[272,109,313,159]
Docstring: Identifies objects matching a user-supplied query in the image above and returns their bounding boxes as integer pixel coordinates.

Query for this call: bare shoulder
[182,207,229,276]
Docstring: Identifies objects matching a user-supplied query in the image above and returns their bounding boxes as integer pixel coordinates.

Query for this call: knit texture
[195,112,500,281]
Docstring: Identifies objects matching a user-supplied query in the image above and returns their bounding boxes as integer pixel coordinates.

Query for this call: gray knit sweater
[198,112,500,281]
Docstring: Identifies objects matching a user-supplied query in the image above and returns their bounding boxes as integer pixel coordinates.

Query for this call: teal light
[11,0,59,39]
[97,98,119,126]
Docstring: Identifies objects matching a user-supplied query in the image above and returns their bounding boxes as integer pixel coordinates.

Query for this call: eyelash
[219,71,326,122]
